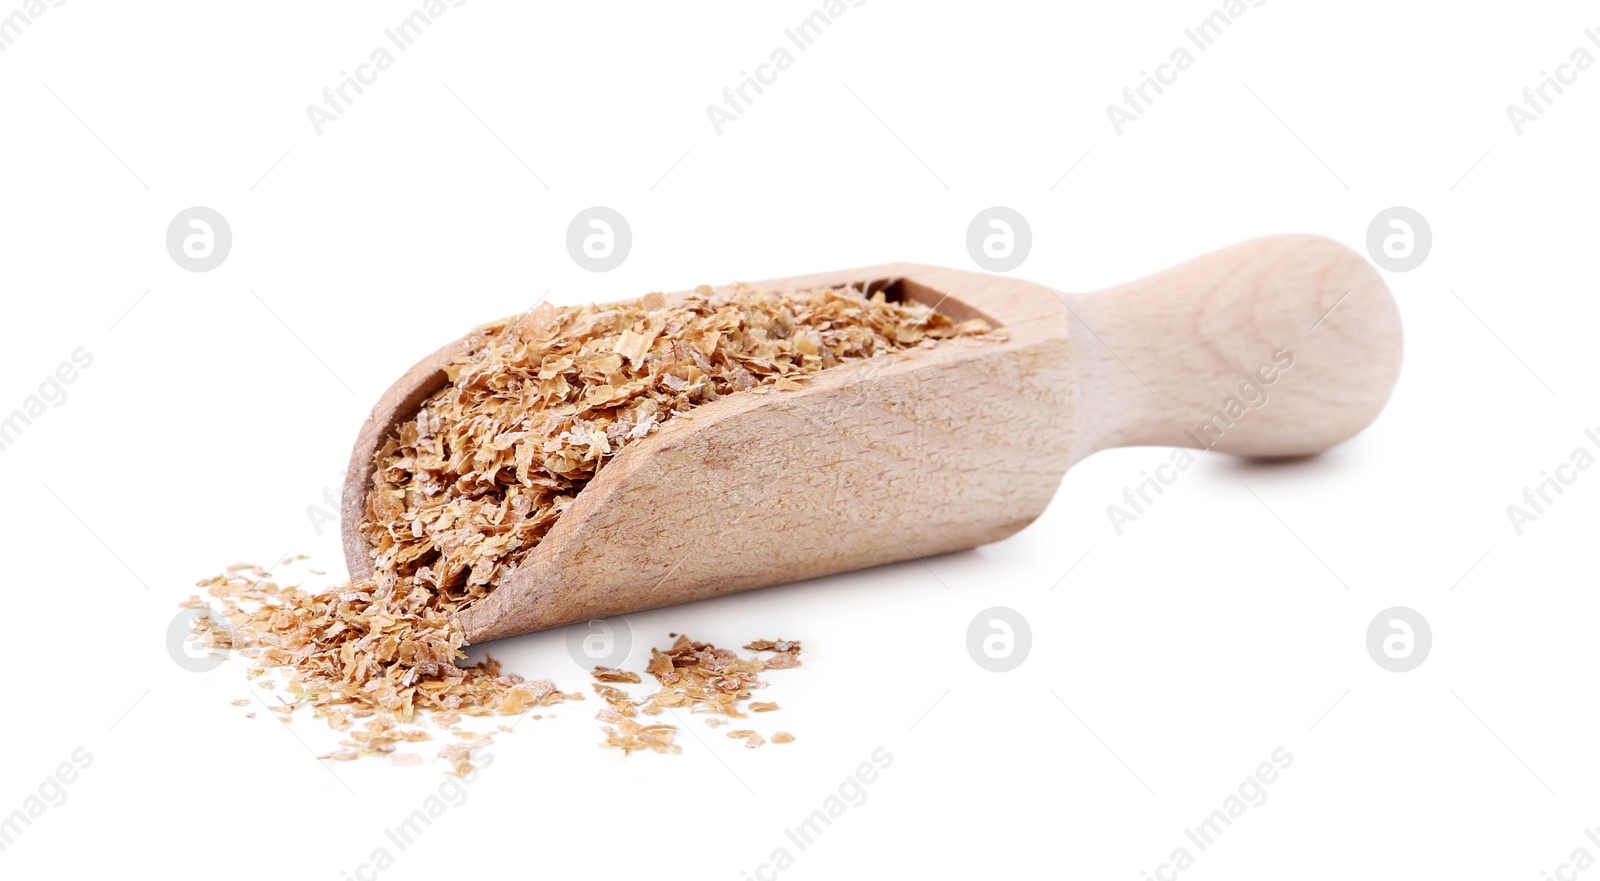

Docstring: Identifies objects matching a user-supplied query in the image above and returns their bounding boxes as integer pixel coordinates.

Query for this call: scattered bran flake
[496,680,558,715]
[592,667,641,684]
[189,283,968,768]
[763,652,802,670]
[601,720,680,755]
[639,635,771,718]
[438,743,482,777]
[594,634,805,752]
[772,732,795,744]
[590,669,647,732]
[230,699,250,707]
[191,567,563,767]
[744,639,802,653]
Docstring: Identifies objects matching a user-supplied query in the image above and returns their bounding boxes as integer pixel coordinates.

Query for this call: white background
[3,2,1597,878]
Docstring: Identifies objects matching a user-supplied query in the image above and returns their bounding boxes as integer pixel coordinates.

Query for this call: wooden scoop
[342,234,1402,643]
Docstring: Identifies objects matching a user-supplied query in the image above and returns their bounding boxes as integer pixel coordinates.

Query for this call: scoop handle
[1063,234,1402,462]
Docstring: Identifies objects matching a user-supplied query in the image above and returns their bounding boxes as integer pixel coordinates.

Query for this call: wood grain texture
[1063,234,1402,461]
[341,235,1402,642]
